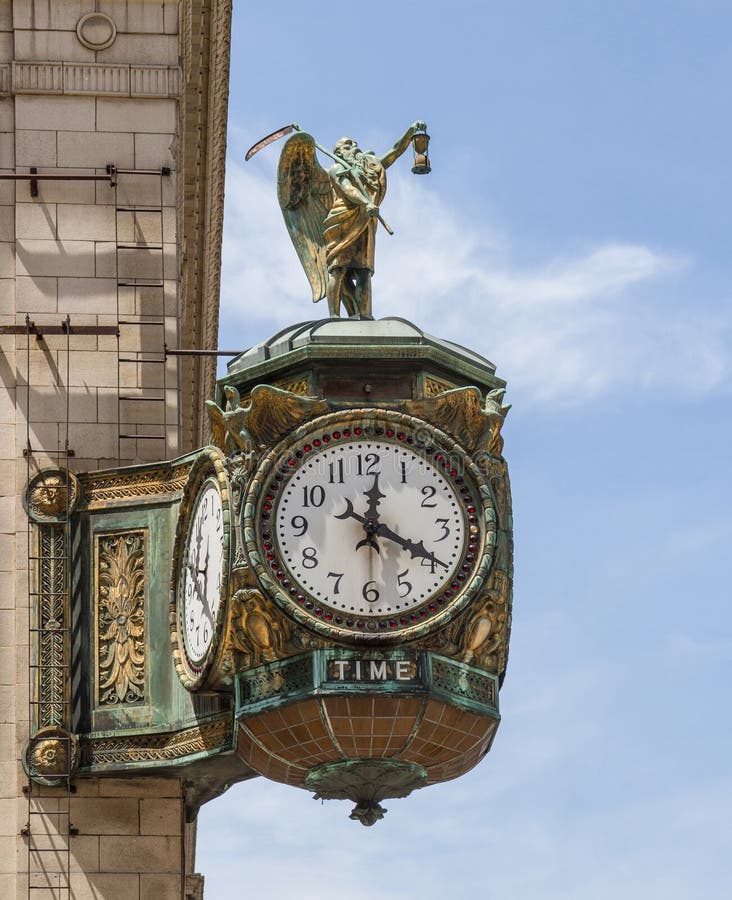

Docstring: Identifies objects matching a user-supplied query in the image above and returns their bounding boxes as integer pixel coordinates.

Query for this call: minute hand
[373,521,449,570]
[334,501,447,568]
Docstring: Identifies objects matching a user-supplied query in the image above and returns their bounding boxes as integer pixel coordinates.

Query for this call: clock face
[248,414,493,642]
[179,479,225,664]
[277,441,465,616]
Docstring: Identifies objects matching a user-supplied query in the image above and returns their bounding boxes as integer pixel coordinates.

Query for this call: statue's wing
[404,387,488,454]
[205,400,228,453]
[244,385,329,448]
[277,133,333,302]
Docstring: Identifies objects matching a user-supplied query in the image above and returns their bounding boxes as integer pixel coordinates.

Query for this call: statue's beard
[359,153,380,177]
[337,147,381,189]
[339,147,358,165]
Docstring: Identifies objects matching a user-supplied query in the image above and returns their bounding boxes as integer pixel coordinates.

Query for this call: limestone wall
[0,2,225,897]
[25,778,186,899]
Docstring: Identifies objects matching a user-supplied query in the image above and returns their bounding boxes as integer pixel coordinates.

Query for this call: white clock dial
[276,441,465,616]
[250,417,490,641]
[252,418,495,643]
[180,479,225,663]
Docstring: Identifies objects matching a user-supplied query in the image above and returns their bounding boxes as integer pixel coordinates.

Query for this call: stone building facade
[0,2,231,897]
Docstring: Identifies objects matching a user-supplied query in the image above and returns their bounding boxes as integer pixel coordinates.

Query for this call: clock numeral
[421,485,437,508]
[302,485,325,508]
[290,515,308,536]
[302,547,319,569]
[328,459,345,484]
[400,460,408,484]
[420,555,437,575]
[397,569,412,598]
[434,518,450,542]
[362,581,380,603]
[355,452,380,476]
[327,571,344,594]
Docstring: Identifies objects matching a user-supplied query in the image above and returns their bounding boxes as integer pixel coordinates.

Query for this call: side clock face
[171,450,231,690]
[180,479,225,662]
[247,414,495,642]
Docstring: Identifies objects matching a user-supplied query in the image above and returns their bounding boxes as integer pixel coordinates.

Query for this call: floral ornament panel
[96,530,147,706]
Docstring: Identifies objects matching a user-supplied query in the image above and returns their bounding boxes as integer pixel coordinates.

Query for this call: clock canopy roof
[219,317,505,405]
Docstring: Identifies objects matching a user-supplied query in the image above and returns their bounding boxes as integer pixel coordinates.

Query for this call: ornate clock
[171,447,232,689]
[245,410,496,642]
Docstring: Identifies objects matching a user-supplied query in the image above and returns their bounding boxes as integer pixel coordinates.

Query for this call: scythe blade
[245,123,298,161]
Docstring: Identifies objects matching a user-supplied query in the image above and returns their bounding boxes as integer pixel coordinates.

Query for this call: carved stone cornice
[178,0,233,453]
[0,61,179,98]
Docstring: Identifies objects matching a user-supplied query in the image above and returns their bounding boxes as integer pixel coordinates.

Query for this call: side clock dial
[246,411,496,642]
[181,480,224,659]
[171,449,232,689]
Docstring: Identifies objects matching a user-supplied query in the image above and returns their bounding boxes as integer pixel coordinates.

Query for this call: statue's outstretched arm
[380,121,427,169]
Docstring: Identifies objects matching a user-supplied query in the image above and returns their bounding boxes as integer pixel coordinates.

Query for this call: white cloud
[220,161,732,406]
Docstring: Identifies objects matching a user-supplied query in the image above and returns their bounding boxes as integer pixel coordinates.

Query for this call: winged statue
[405,386,511,456]
[206,385,329,457]
[256,122,426,318]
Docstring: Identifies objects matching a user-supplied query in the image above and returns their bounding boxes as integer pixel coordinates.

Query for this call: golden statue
[247,122,427,317]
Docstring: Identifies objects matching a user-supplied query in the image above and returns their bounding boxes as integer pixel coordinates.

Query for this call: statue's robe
[324,153,386,273]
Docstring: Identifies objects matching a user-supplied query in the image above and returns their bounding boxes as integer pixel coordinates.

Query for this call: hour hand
[197,543,209,575]
[335,499,381,554]
[335,497,361,524]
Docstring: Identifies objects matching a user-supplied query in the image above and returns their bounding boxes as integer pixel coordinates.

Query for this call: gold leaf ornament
[206,384,328,456]
[97,532,146,705]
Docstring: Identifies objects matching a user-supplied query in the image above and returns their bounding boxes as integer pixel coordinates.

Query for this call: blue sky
[198,2,732,896]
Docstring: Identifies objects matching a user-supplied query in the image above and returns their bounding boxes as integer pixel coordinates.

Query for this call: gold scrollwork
[38,525,66,728]
[96,531,146,706]
[79,463,191,509]
[25,726,79,786]
[80,716,232,767]
[456,570,511,671]
[221,588,326,679]
[230,589,288,663]
[272,376,312,396]
[25,468,80,523]
[423,375,455,397]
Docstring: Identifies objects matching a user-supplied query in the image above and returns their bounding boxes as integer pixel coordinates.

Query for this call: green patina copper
[234,649,500,721]
[305,759,429,827]
[220,317,505,407]
[53,308,512,823]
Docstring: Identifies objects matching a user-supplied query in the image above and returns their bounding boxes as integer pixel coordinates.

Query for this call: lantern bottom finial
[305,759,428,825]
